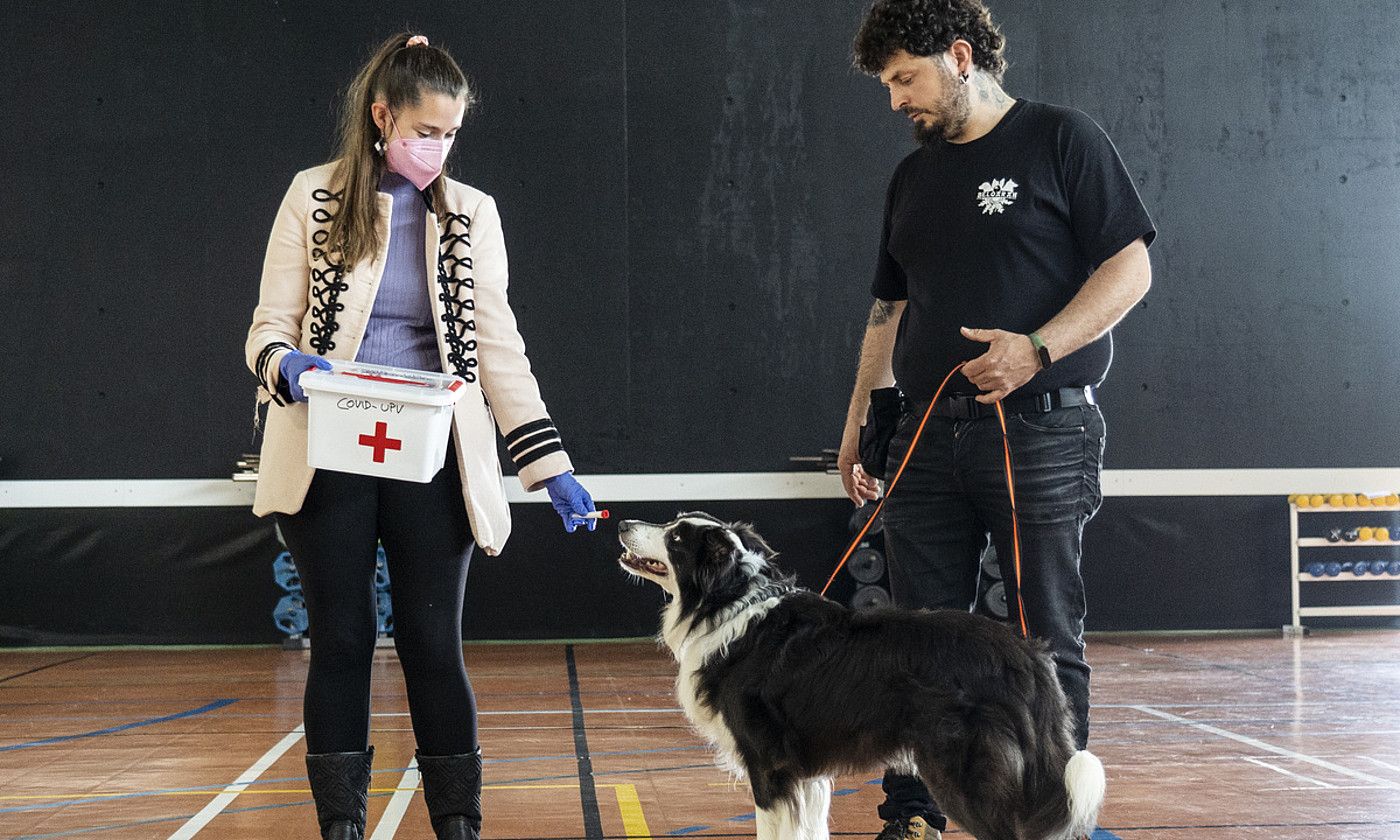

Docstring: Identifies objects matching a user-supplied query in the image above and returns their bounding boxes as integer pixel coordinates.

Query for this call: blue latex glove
[543,472,597,533]
[278,350,332,402]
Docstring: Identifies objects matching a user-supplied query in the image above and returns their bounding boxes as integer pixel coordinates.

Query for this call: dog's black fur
[618,513,1102,840]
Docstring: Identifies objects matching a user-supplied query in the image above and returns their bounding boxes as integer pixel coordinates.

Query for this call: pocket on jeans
[1012,406,1087,434]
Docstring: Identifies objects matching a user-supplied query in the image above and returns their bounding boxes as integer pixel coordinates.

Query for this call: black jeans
[877,403,1105,827]
[276,446,478,757]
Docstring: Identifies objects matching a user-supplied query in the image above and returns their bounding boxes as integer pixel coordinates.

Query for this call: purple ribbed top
[355,171,442,372]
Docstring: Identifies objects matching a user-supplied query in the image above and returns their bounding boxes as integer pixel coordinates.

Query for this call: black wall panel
[1035,0,1400,467]
[5,2,1396,477]
[6,498,1393,644]
[3,2,1398,641]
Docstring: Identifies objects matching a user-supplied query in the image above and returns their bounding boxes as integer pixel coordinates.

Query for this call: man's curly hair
[853,0,1007,81]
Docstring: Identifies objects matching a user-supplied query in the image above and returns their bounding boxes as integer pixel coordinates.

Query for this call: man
[837,2,1155,838]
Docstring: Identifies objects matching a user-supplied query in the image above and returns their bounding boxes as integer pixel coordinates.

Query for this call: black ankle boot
[305,746,374,840]
[415,747,482,839]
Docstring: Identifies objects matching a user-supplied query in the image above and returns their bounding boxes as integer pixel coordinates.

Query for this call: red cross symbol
[358,422,402,463]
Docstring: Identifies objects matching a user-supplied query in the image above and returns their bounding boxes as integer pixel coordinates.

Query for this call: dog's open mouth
[619,552,668,577]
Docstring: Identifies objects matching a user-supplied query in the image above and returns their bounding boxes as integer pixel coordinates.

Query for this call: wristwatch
[1028,332,1053,370]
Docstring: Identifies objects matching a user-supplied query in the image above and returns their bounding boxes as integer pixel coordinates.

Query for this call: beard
[908,72,971,144]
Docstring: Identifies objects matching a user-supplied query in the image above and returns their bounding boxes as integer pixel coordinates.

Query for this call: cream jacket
[245,161,573,555]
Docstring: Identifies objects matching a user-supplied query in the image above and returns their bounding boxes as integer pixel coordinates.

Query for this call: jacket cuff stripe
[514,441,565,469]
[508,430,561,458]
[505,418,555,446]
[256,342,295,393]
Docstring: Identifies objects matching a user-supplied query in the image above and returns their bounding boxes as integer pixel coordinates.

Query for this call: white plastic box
[299,361,467,483]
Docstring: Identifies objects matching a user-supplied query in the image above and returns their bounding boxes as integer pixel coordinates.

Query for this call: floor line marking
[1132,705,1400,791]
[0,699,237,752]
[1242,756,1334,788]
[1259,785,1389,791]
[565,645,604,840]
[1360,755,1400,775]
[372,708,685,717]
[165,724,305,839]
[614,783,653,840]
[368,757,419,840]
[0,654,93,684]
[0,764,717,819]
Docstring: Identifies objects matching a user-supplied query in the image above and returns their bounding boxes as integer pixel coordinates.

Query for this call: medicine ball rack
[1288,501,1400,635]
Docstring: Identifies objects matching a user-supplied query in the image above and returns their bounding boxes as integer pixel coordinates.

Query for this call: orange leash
[993,401,1031,639]
[822,364,1031,640]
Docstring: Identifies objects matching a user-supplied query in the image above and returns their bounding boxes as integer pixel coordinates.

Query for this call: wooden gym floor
[1,631,1398,839]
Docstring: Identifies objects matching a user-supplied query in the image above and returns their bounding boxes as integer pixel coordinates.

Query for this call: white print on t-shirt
[977,178,1019,214]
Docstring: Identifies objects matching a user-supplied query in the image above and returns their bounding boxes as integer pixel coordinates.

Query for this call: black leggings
[276,449,478,756]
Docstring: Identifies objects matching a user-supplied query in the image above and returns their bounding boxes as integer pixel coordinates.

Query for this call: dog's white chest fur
[663,583,789,777]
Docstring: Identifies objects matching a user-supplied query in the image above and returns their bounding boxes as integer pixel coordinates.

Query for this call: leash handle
[823,363,1032,641]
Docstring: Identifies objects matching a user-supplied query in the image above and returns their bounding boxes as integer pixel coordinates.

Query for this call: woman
[245,33,597,840]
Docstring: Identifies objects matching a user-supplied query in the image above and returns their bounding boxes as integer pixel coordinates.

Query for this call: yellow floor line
[0,782,611,802]
[1,773,662,840]
[0,790,322,801]
[614,783,653,840]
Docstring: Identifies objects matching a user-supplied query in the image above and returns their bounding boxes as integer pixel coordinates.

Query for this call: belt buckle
[949,394,980,419]
[1035,392,1054,412]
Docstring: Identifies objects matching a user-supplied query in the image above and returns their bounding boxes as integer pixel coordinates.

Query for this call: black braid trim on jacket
[436,212,479,383]
[308,188,349,356]
[255,341,296,407]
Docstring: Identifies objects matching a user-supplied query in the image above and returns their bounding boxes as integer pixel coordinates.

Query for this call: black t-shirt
[871,99,1156,400]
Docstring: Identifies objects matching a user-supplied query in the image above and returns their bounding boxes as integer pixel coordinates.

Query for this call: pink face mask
[383,110,451,190]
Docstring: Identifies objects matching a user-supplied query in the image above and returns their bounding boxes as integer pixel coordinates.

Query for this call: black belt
[908,386,1097,421]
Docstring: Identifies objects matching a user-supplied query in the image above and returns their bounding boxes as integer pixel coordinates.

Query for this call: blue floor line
[0,699,238,753]
[12,790,392,840]
[0,765,429,815]
[484,743,711,764]
[0,760,714,816]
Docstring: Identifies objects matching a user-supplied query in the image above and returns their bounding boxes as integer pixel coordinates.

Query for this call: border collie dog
[617,513,1104,840]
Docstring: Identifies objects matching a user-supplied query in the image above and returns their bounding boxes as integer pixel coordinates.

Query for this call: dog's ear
[730,522,777,560]
[694,527,743,588]
[701,526,742,564]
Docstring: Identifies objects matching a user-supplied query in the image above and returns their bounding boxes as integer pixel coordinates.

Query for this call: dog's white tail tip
[1063,749,1105,838]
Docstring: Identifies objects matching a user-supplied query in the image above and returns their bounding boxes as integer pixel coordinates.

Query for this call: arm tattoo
[869,299,897,327]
